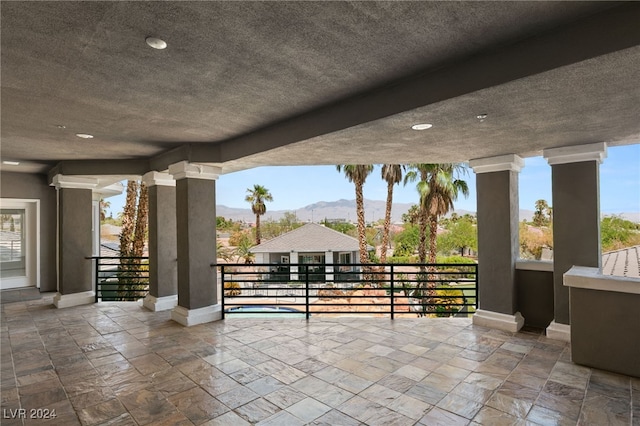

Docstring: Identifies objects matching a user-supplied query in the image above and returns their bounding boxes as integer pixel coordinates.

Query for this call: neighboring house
[249,223,372,282]
[602,245,640,278]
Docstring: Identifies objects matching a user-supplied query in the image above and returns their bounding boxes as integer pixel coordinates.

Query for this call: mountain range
[216,199,539,224]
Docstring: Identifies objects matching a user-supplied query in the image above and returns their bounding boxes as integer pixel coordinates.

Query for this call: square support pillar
[544,142,606,341]
[169,162,222,326]
[470,154,525,332]
[290,251,299,280]
[325,251,334,282]
[51,175,97,308]
[142,172,178,312]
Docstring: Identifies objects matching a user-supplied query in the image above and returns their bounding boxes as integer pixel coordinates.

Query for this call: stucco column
[469,154,525,332]
[325,250,334,282]
[142,172,178,312]
[169,161,221,326]
[290,251,299,280]
[543,142,606,341]
[51,175,98,308]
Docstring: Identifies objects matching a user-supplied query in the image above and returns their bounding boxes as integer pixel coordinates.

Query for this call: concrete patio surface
[1,289,638,425]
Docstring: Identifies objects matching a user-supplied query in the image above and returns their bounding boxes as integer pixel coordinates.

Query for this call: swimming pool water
[225,305,307,318]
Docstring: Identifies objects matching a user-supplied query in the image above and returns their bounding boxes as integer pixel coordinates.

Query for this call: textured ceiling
[1,1,639,176]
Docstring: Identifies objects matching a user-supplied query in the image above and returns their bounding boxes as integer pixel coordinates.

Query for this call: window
[0,199,39,289]
[0,209,26,278]
[338,252,352,272]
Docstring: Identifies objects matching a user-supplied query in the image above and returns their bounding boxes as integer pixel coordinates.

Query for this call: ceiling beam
[187,3,640,163]
[47,159,150,183]
[47,3,640,176]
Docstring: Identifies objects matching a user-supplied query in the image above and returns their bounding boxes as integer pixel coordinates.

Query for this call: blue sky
[106,144,639,216]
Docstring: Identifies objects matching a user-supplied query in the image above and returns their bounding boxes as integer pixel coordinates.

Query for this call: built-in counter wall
[515,261,554,329]
[0,172,57,291]
[565,266,640,378]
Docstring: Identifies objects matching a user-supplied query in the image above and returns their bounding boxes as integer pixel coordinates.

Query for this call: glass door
[0,199,38,290]
[0,209,26,279]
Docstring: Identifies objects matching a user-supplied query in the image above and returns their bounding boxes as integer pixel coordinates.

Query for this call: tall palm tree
[421,165,469,265]
[99,199,111,221]
[245,184,273,245]
[405,164,469,265]
[405,164,469,315]
[380,164,404,263]
[119,180,138,258]
[336,164,374,264]
[404,166,429,266]
[132,183,148,258]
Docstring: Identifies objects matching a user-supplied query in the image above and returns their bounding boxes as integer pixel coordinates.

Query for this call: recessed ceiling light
[75,133,94,139]
[411,123,433,130]
[2,161,20,166]
[146,37,167,50]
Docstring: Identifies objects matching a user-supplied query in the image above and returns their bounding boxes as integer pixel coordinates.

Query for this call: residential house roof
[602,245,640,278]
[250,223,371,253]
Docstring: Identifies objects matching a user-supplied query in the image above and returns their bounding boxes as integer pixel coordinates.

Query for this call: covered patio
[1,2,640,424]
[1,290,637,425]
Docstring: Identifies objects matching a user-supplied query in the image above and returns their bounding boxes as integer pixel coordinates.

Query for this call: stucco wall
[570,287,640,377]
[1,172,57,291]
[515,263,554,329]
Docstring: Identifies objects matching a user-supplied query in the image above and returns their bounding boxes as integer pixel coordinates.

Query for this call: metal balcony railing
[220,262,477,319]
[88,256,149,302]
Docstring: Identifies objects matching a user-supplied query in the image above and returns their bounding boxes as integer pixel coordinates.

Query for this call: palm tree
[380,164,404,263]
[99,199,111,221]
[132,183,148,258]
[336,165,374,264]
[405,164,469,316]
[118,180,150,299]
[405,164,469,265]
[119,180,138,258]
[404,166,429,266]
[245,184,273,244]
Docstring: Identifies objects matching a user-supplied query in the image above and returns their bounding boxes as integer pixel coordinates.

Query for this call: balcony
[1,289,637,425]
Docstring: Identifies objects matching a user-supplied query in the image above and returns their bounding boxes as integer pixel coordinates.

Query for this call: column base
[546,320,571,342]
[171,304,222,326]
[472,309,524,333]
[143,295,178,312]
[53,291,95,308]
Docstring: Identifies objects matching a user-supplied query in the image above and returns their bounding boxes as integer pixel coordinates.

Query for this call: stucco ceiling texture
[1,1,639,175]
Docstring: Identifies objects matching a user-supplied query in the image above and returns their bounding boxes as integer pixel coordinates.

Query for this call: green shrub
[436,255,477,264]
[388,256,419,264]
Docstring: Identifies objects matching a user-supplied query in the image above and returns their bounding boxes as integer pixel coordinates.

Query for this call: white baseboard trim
[472,309,524,333]
[53,291,95,309]
[171,304,222,326]
[143,295,178,312]
[546,320,571,342]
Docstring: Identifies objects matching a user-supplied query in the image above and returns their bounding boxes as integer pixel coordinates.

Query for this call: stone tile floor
[1,290,638,425]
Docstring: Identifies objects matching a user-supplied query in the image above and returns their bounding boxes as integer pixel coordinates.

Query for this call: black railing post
[305,265,310,320]
[221,265,225,320]
[390,264,394,320]
[474,263,479,309]
[94,257,99,303]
